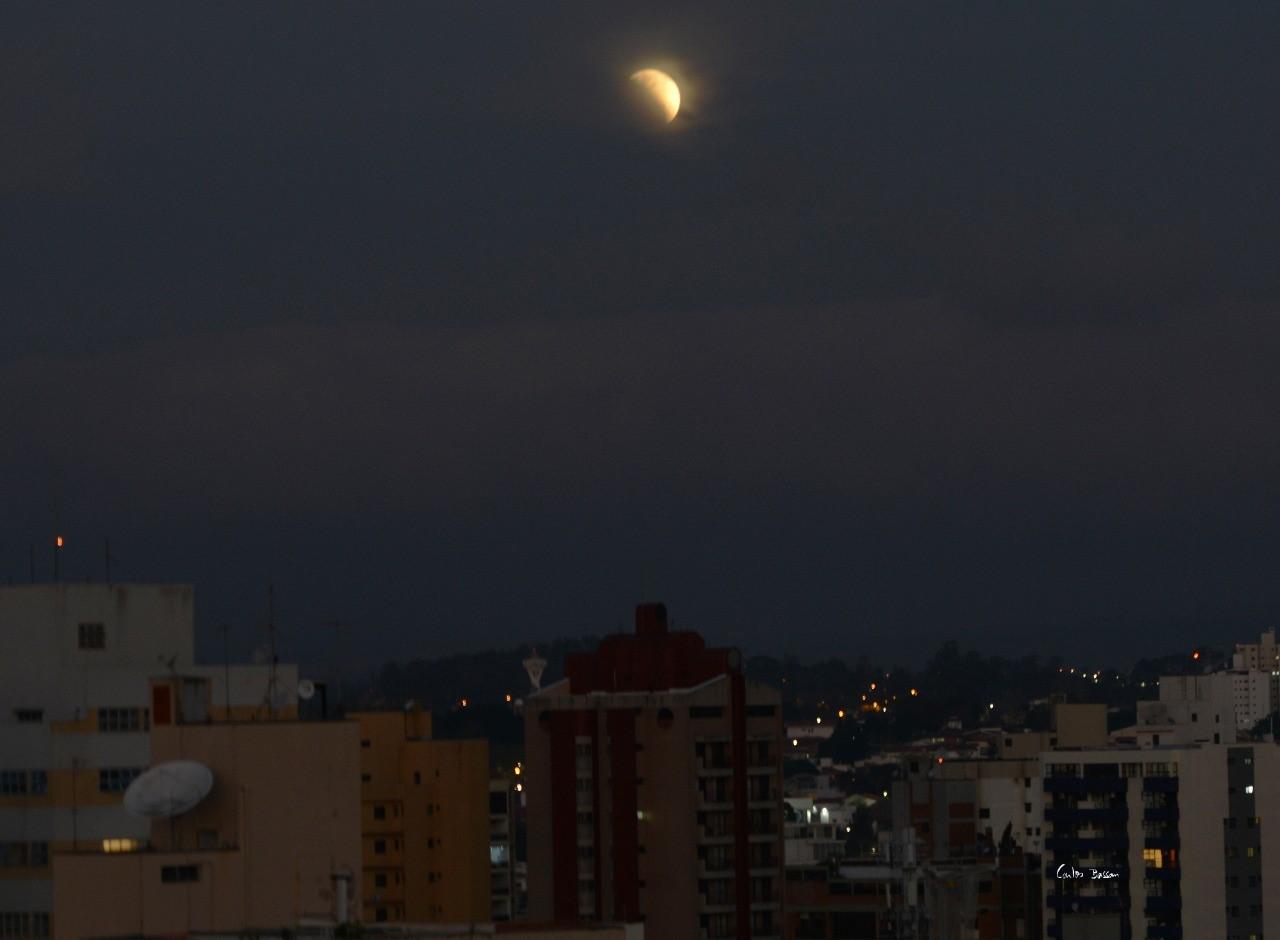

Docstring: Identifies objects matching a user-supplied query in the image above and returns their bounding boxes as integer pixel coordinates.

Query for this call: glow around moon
[630,68,681,123]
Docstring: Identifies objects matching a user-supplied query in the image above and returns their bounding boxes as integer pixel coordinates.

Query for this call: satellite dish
[123,760,214,819]
[298,679,316,700]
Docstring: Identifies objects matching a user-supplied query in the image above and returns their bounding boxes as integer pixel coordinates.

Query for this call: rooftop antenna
[217,624,232,720]
[53,535,64,583]
[261,583,279,719]
[327,619,348,708]
[523,647,547,692]
[50,468,64,583]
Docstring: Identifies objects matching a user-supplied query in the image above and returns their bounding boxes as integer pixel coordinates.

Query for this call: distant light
[460,698,469,708]
[846,825,852,833]
[882,790,888,798]
[816,717,822,724]
[910,689,918,697]
[55,536,64,548]
[837,709,845,719]
[861,694,868,702]
[514,783,523,792]
[989,703,995,709]
[1193,651,1201,660]
[1245,784,1254,795]
[513,766,521,776]
[505,693,512,703]
[870,682,877,691]
[937,757,944,764]
[792,739,799,747]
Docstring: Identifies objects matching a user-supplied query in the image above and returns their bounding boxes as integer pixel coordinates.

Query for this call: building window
[29,771,47,796]
[78,623,105,650]
[102,839,141,853]
[375,873,387,888]
[98,768,142,793]
[13,710,43,723]
[28,843,47,868]
[0,772,27,796]
[0,844,28,867]
[690,706,724,718]
[97,707,146,732]
[373,840,386,855]
[160,865,198,883]
[373,806,386,820]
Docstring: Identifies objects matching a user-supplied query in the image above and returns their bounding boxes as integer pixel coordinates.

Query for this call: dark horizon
[6,3,1280,667]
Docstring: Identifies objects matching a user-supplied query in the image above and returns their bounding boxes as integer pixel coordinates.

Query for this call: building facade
[51,688,361,939]
[525,604,785,940]
[0,583,295,938]
[353,710,491,925]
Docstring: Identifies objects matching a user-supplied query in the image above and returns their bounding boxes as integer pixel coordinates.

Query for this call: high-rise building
[0,583,296,938]
[524,604,785,940]
[353,709,490,925]
[490,773,527,922]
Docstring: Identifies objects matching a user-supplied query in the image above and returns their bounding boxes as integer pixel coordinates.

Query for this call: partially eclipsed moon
[630,68,681,123]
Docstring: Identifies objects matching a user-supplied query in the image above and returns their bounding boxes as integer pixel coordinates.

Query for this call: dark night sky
[4,3,1280,669]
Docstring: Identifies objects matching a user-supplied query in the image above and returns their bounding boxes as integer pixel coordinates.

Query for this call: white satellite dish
[298,679,316,700]
[123,760,214,819]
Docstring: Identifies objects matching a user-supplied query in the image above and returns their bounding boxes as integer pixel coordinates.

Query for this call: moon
[630,68,681,124]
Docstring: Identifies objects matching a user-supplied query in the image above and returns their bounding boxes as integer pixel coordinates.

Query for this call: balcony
[1144,895,1181,915]
[1142,777,1179,793]
[1046,894,1125,912]
[696,761,734,777]
[1143,806,1179,823]
[1045,835,1127,854]
[1044,776,1127,794]
[1144,834,1180,850]
[1045,806,1128,824]
[1144,866,1180,880]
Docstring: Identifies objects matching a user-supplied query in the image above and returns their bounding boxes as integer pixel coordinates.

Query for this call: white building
[0,583,297,938]
[1233,628,1279,671]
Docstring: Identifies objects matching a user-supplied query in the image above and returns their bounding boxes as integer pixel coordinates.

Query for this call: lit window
[102,838,141,853]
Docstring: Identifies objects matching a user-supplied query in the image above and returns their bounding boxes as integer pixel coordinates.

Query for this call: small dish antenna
[123,760,214,819]
[298,679,316,700]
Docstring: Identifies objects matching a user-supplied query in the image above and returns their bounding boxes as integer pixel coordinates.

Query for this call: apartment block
[1041,745,1280,940]
[51,682,361,939]
[353,709,490,925]
[525,604,785,940]
[0,583,295,938]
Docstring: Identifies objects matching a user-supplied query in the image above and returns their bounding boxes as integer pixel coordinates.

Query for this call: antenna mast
[262,583,279,719]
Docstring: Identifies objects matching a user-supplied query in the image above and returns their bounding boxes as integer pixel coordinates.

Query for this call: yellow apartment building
[51,680,361,939]
[354,709,490,925]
